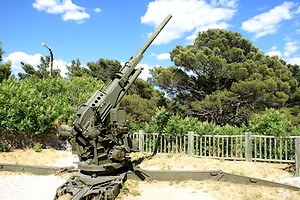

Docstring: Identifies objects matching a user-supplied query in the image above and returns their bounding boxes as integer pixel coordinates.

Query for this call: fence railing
[131,131,300,175]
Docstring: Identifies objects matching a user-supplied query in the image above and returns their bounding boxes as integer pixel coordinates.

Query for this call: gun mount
[59,14,172,176]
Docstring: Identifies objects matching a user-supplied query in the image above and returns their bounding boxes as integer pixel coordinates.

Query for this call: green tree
[0,62,11,83]
[18,56,61,79]
[87,58,122,82]
[119,78,169,127]
[66,59,89,78]
[0,42,12,82]
[150,29,298,125]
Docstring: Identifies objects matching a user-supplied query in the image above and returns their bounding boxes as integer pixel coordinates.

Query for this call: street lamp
[42,43,53,77]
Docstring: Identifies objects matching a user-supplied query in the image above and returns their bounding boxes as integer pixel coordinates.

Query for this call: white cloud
[296,5,300,14]
[157,52,170,60]
[266,51,282,57]
[266,46,282,57]
[53,59,68,77]
[284,40,299,57]
[32,0,90,23]
[241,1,296,39]
[211,0,237,8]
[265,41,300,60]
[4,52,42,72]
[288,57,300,65]
[137,63,151,80]
[3,51,68,77]
[94,8,101,13]
[186,22,230,42]
[141,0,237,45]
[62,10,90,23]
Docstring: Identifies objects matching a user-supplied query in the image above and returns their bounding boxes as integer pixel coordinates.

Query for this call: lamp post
[42,43,53,77]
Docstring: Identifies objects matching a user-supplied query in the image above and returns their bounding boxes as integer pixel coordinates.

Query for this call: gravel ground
[1,172,299,200]
[0,153,299,200]
[0,174,66,200]
[0,155,75,200]
[280,177,300,187]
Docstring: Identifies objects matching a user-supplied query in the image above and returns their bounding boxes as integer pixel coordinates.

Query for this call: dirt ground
[134,153,293,182]
[0,149,76,167]
[0,149,299,200]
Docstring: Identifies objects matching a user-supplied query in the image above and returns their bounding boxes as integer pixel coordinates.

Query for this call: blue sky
[1,0,300,80]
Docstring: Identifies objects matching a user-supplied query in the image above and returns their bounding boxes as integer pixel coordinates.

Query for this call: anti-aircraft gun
[56,15,172,199]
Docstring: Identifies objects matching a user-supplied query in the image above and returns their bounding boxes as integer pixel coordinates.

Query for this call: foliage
[142,107,171,133]
[61,76,105,124]
[3,55,166,135]
[18,56,61,79]
[0,42,12,82]
[120,79,170,128]
[248,108,298,136]
[87,58,122,82]
[150,29,300,126]
[0,143,9,152]
[65,56,170,128]
[33,142,42,152]
[0,76,103,135]
[214,123,245,135]
[66,59,89,78]
[164,115,198,136]
[140,107,244,136]
[138,107,300,137]
[0,61,11,83]
[66,58,122,83]
[0,77,63,134]
[121,94,155,126]
[0,41,3,61]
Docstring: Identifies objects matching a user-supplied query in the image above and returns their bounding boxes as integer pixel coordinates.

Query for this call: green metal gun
[59,14,172,175]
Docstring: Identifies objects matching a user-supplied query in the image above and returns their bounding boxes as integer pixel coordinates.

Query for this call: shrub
[214,123,245,135]
[248,108,296,136]
[33,142,42,152]
[0,76,104,135]
[0,143,9,152]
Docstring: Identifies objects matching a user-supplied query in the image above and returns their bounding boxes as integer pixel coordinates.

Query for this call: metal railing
[131,131,300,175]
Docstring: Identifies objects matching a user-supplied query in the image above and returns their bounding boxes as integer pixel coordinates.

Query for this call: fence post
[138,130,144,153]
[245,132,252,162]
[188,131,194,157]
[295,137,300,176]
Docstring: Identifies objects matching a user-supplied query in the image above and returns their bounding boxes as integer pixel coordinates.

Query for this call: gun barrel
[74,14,172,130]
[137,14,172,56]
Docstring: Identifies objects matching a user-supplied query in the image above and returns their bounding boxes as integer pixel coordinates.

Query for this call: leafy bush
[140,107,243,136]
[0,76,104,135]
[248,108,297,136]
[33,142,42,152]
[0,143,9,152]
[139,107,300,136]
[194,121,216,135]
[59,76,104,125]
[142,107,170,133]
[214,124,245,135]
[0,77,62,134]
